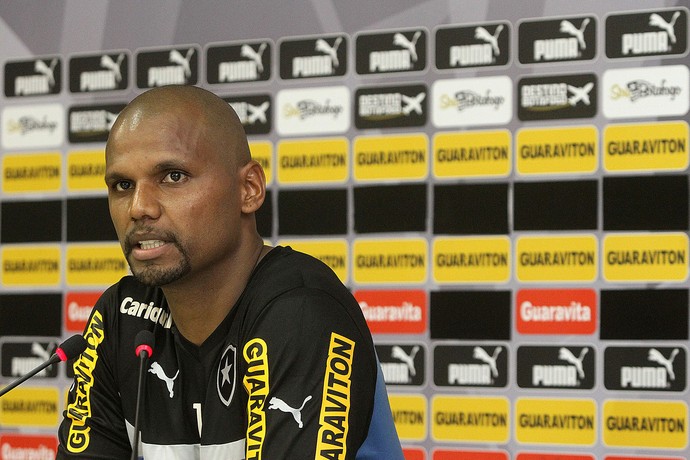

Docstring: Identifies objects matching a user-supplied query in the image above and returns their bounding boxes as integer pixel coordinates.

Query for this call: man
[56,85,404,459]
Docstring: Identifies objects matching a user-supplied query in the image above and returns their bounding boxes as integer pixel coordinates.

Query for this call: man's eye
[115,181,132,191]
[164,171,186,183]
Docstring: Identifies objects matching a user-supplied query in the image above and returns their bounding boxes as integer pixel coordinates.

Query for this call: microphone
[0,334,87,398]
[131,330,155,460]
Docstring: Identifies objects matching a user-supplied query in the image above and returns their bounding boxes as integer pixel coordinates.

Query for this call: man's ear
[239,160,266,213]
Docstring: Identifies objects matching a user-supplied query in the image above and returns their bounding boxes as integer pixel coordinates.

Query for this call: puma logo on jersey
[268,395,312,428]
[149,361,179,398]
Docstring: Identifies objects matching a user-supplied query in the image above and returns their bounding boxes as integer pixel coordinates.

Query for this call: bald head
[107,85,251,169]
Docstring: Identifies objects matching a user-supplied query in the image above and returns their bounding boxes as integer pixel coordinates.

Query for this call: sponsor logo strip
[64,291,101,332]
[433,344,508,388]
[1,245,61,286]
[0,387,60,427]
[353,238,427,284]
[66,244,130,286]
[516,235,598,282]
[435,22,511,70]
[431,76,512,128]
[434,450,509,460]
[207,40,272,84]
[433,236,510,283]
[2,152,62,193]
[136,46,199,88]
[432,396,509,442]
[276,86,350,136]
[316,333,354,459]
[603,233,688,282]
[67,150,107,191]
[69,52,129,93]
[277,137,348,184]
[376,343,426,386]
[279,34,348,80]
[605,8,688,59]
[515,398,597,446]
[604,346,687,392]
[518,16,597,64]
[603,65,689,119]
[516,126,598,175]
[517,454,593,460]
[353,133,428,181]
[604,121,689,172]
[517,346,596,390]
[2,104,65,149]
[356,29,427,75]
[603,400,688,449]
[354,289,426,334]
[68,104,125,143]
[433,130,511,178]
[355,83,427,129]
[389,394,427,441]
[518,74,597,121]
[0,434,58,459]
[243,338,269,459]
[516,289,596,335]
[66,310,105,452]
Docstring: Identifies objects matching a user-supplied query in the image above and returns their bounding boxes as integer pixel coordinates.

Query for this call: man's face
[105,109,241,287]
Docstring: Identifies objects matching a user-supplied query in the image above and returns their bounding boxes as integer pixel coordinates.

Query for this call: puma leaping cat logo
[149,361,179,398]
[268,395,312,428]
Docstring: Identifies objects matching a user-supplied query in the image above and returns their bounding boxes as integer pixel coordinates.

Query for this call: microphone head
[55,335,88,362]
[135,330,155,358]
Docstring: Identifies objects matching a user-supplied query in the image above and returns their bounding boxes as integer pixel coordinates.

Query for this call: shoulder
[239,246,372,344]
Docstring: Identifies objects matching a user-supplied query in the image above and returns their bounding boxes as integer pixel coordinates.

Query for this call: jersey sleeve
[56,285,132,459]
[240,287,403,460]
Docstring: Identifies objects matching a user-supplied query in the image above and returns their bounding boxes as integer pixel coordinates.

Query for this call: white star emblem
[220,357,233,386]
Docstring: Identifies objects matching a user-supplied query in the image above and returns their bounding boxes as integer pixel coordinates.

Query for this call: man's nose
[129,182,161,221]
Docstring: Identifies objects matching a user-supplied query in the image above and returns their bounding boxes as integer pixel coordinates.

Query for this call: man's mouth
[139,240,166,250]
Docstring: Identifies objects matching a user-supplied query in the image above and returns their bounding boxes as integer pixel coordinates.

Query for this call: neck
[162,235,270,346]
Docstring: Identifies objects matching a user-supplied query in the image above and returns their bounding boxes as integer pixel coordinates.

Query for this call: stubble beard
[125,236,193,287]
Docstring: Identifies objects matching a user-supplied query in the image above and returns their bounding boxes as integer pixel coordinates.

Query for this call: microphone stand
[131,331,154,460]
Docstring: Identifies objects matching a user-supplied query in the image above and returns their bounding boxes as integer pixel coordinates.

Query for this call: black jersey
[57,246,403,459]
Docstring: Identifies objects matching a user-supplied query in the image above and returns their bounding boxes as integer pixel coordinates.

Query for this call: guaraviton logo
[518,345,595,389]
[224,94,272,135]
[605,346,687,392]
[5,56,62,97]
[279,34,347,79]
[432,396,509,443]
[69,51,129,93]
[518,16,596,63]
[518,73,597,121]
[356,28,427,74]
[436,22,510,69]
[136,46,199,88]
[606,8,688,58]
[355,83,427,129]
[434,344,508,388]
[207,40,271,83]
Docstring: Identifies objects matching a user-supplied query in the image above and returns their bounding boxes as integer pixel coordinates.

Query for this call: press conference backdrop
[0,0,689,458]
